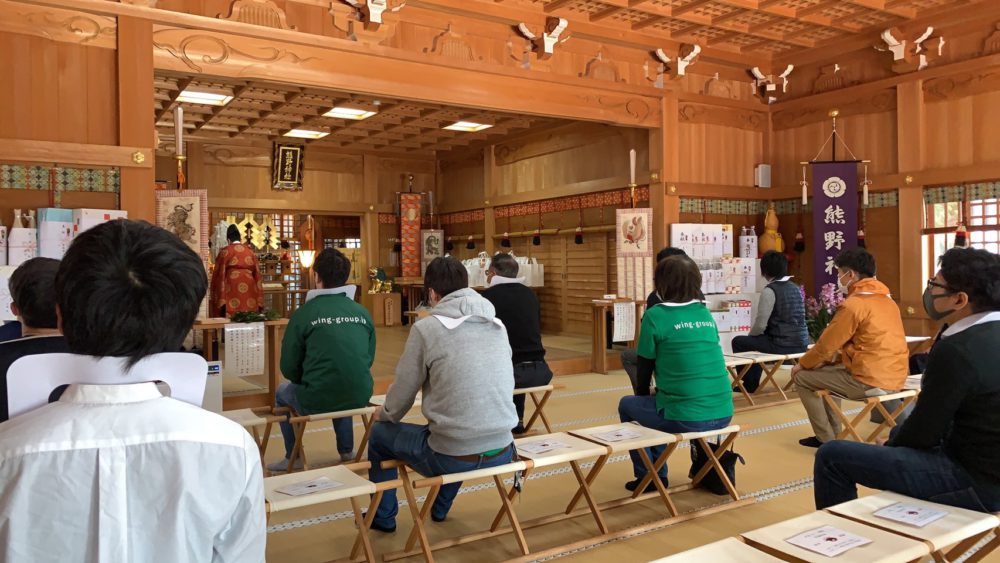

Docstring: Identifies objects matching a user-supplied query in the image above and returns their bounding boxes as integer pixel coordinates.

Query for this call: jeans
[731,335,805,393]
[618,395,732,481]
[275,382,354,458]
[513,360,553,427]
[367,422,515,528]
[814,439,1000,512]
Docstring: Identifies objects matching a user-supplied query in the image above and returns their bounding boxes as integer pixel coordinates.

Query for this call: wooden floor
[262,367,1000,563]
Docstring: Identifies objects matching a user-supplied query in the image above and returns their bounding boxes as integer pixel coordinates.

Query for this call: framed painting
[155,189,209,264]
[616,208,653,257]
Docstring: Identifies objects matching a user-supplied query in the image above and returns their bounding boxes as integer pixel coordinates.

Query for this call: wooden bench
[284,405,379,472]
[264,462,401,563]
[222,406,287,465]
[727,352,792,400]
[816,389,919,443]
[826,491,1000,563]
[651,537,783,562]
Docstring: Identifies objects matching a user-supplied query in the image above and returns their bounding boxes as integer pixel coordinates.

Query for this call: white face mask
[837,271,852,295]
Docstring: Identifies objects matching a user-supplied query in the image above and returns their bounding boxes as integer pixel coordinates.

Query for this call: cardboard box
[711,309,733,333]
[73,209,127,237]
[7,227,37,267]
[38,208,74,259]
[0,226,7,266]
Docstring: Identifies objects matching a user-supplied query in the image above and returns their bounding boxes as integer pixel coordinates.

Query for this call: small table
[591,299,645,374]
[193,318,289,410]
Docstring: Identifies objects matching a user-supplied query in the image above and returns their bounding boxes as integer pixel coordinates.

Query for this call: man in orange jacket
[792,248,909,448]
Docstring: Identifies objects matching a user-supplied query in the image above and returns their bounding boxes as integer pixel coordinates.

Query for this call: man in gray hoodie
[367,257,518,532]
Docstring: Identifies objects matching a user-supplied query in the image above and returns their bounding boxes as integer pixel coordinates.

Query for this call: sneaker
[798,436,823,448]
[340,452,355,463]
[360,512,397,533]
[624,476,667,493]
[266,457,304,472]
[432,513,447,523]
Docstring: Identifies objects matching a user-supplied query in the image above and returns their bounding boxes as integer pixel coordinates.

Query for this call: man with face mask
[791,248,909,448]
[813,247,1000,512]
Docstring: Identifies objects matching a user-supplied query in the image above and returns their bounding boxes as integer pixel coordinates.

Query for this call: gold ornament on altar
[758,202,784,254]
[367,267,392,294]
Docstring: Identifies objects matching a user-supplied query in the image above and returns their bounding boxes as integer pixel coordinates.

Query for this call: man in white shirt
[0,219,266,563]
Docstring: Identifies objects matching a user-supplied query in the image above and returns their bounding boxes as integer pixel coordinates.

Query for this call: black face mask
[922,286,957,321]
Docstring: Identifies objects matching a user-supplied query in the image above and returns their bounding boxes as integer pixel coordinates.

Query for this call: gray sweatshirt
[381,287,517,456]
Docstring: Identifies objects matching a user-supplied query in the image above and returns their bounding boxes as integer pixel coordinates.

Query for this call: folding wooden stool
[826,491,1000,563]
[816,389,919,443]
[285,405,379,472]
[651,537,783,562]
[676,425,743,502]
[726,356,757,405]
[381,459,530,563]
[264,462,401,563]
[512,383,561,434]
[782,352,807,392]
[742,511,930,563]
[222,406,287,465]
[728,352,791,399]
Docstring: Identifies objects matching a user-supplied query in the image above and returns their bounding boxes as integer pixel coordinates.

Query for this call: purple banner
[811,162,858,290]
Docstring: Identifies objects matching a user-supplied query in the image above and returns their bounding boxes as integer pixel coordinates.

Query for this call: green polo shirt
[636,302,733,422]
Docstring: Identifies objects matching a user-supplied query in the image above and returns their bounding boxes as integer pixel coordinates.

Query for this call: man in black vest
[483,253,552,434]
[732,250,810,393]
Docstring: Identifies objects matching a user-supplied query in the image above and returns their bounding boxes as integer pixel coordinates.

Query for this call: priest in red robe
[210,224,263,317]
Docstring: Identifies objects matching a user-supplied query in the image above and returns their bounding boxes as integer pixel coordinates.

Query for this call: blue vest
[765,280,810,349]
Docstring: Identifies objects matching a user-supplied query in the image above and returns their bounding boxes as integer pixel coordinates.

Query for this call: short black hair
[56,220,207,368]
[489,253,520,278]
[656,247,687,263]
[314,248,351,288]
[834,247,876,278]
[760,250,789,279]
[939,247,1000,313]
[655,255,702,304]
[424,256,468,299]
[226,224,240,243]
[9,257,60,329]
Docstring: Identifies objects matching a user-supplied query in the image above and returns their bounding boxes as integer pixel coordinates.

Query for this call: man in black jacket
[483,253,552,434]
[814,247,1000,512]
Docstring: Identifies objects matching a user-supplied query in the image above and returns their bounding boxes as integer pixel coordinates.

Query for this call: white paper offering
[785,526,872,558]
[275,476,343,497]
[592,427,643,442]
[0,266,16,321]
[519,440,569,455]
[874,502,948,528]
[223,322,265,377]
[612,301,636,343]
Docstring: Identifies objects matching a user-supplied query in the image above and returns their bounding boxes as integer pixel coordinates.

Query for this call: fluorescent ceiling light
[324,106,377,120]
[175,90,233,106]
[443,121,493,132]
[283,129,329,139]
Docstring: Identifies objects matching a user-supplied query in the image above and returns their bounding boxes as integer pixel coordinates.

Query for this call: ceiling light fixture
[443,121,493,132]
[283,129,330,139]
[324,106,377,120]
[175,90,234,106]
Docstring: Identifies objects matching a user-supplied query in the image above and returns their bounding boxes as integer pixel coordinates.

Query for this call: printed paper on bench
[275,476,344,497]
[874,502,948,528]
[519,440,570,455]
[785,526,872,558]
[592,427,643,442]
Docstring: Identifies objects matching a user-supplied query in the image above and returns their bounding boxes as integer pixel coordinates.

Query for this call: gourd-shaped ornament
[758,202,784,254]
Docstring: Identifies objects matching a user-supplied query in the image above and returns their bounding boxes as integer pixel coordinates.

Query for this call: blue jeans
[367,421,514,529]
[731,335,806,393]
[275,382,354,458]
[814,440,1000,512]
[618,395,732,481]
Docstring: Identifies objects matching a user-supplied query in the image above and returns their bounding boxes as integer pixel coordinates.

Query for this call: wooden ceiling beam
[233,91,302,137]
[842,0,916,18]
[590,5,623,22]
[709,0,861,34]
[672,0,713,17]
[154,78,192,123]
[707,30,741,45]
[543,0,576,13]
[631,15,664,31]
[191,84,248,135]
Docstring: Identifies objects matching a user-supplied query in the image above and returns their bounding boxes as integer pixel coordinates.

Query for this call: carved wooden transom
[218,0,295,30]
[154,71,561,157]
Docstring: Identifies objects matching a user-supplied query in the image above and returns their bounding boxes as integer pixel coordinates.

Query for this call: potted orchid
[804,283,844,342]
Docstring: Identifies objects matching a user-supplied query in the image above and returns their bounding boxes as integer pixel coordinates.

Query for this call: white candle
[174,105,184,156]
[801,167,808,206]
[629,149,636,185]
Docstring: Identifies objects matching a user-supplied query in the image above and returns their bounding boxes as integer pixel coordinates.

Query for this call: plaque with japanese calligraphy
[272,144,304,191]
[810,162,859,289]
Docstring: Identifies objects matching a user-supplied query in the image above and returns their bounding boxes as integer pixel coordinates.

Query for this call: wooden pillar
[896,80,930,335]
[483,146,497,254]
[649,91,681,251]
[362,154,380,295]
[117,16,155,221]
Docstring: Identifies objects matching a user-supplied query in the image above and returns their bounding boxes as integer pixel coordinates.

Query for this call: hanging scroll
[615,208,654,300]
[272,144,304,191]
[810,162,859,289]
[399,193,422,278]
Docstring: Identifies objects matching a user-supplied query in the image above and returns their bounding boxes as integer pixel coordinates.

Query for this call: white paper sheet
[275,476,344,497]
[612,301,636,343]
[874,502,948,528]
[785,526,872,557]
[592,427,643,442]
[223,322,265,377]
[0,265,16,321]
[518,440,570,455]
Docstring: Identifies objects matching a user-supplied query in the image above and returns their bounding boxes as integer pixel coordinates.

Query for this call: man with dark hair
[0,258,70,421]
[483,253,552,434]
[814,247,1000,512]
[268,247,375,472]
[621,247,692,393]
[731,250,809,393]
[0,220,265,561]
[792,247,908,448]
[366,256,517,532]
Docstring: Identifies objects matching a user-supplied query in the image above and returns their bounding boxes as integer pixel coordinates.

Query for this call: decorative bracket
[515,16,570,60]
[652,43,701,78]
[877,26,945,73]
[749,64,794,103]
[342,0,404,31]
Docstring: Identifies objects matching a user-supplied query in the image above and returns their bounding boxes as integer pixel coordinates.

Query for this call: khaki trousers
[794,366,880,443]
